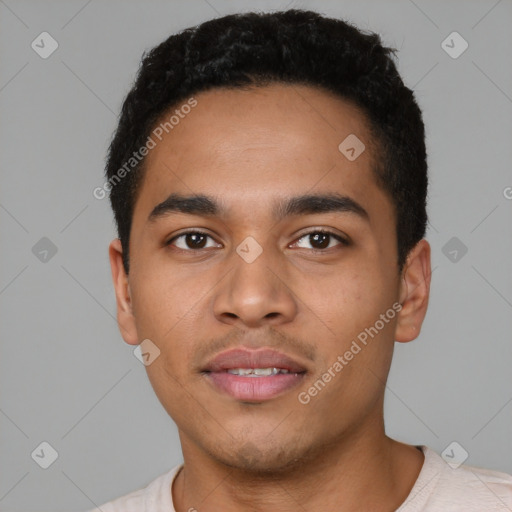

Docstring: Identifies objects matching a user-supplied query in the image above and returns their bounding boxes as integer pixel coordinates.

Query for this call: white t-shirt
[88,445,512,511]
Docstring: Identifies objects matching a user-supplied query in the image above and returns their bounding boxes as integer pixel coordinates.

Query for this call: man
[92,9,512,512]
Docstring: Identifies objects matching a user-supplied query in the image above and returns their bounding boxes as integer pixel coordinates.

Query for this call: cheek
[129,266,209,340]
[144,356,201,429]
[313,269,382,333]
[311,266,397,376]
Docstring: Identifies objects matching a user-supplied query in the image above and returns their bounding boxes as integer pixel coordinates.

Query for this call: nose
[212,242,298,329]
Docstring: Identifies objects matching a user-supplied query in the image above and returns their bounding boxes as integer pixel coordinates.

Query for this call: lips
[203,348,307,374]
[202,348,307,402]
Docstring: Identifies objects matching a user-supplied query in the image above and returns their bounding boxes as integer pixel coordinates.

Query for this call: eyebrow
[147,192,369,223]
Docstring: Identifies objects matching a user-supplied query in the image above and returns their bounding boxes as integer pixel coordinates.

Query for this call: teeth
[226,367,290,376]
[254,368,274,376]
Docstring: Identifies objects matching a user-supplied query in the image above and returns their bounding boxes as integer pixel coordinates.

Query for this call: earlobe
[395,239,432,343]
[108,238,139,345]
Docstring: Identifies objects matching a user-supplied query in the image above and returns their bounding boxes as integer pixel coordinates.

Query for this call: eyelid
[165,228,350,252]
[291,228,350,249]
[165,229,220,248]
[294,226,349,241]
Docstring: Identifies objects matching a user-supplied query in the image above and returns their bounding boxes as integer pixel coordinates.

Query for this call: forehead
[132,84,391,228]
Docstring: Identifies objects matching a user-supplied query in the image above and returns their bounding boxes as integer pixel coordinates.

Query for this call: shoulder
[399,446,512,511]
[84,465,182,512]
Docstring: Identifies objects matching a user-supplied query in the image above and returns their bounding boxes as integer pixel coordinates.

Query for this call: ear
[108,238,139,345]
[395,239,431,343]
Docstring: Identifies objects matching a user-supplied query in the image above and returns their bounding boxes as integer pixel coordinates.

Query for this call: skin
[109,84,431,511]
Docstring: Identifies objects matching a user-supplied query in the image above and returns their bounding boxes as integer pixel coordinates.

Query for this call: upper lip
[202,348,308,373]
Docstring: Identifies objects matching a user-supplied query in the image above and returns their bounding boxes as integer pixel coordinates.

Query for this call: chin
[207,438,314,476]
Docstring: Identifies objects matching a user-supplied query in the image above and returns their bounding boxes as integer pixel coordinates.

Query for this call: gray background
[1,0,511,510]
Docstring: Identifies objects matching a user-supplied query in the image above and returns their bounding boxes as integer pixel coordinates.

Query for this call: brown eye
[167,231,220,250]
[293,230,348,251]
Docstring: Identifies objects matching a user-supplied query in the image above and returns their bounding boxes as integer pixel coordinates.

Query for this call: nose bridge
[233,236,277,292]
[213,234,297,326]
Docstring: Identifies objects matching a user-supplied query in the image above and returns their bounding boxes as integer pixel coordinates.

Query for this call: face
[109,84,430,472]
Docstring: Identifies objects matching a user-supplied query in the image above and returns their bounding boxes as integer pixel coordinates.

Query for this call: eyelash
[165,229,350,253]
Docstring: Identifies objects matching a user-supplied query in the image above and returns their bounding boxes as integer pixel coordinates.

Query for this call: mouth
[201,348,308,402]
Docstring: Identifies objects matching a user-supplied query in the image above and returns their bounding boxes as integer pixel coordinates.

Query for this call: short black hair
[105,9,428,275]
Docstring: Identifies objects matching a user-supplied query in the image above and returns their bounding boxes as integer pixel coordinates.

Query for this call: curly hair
[105,9,428,274]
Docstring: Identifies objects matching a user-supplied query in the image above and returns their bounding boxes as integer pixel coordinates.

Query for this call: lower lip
[205,372,305,402]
